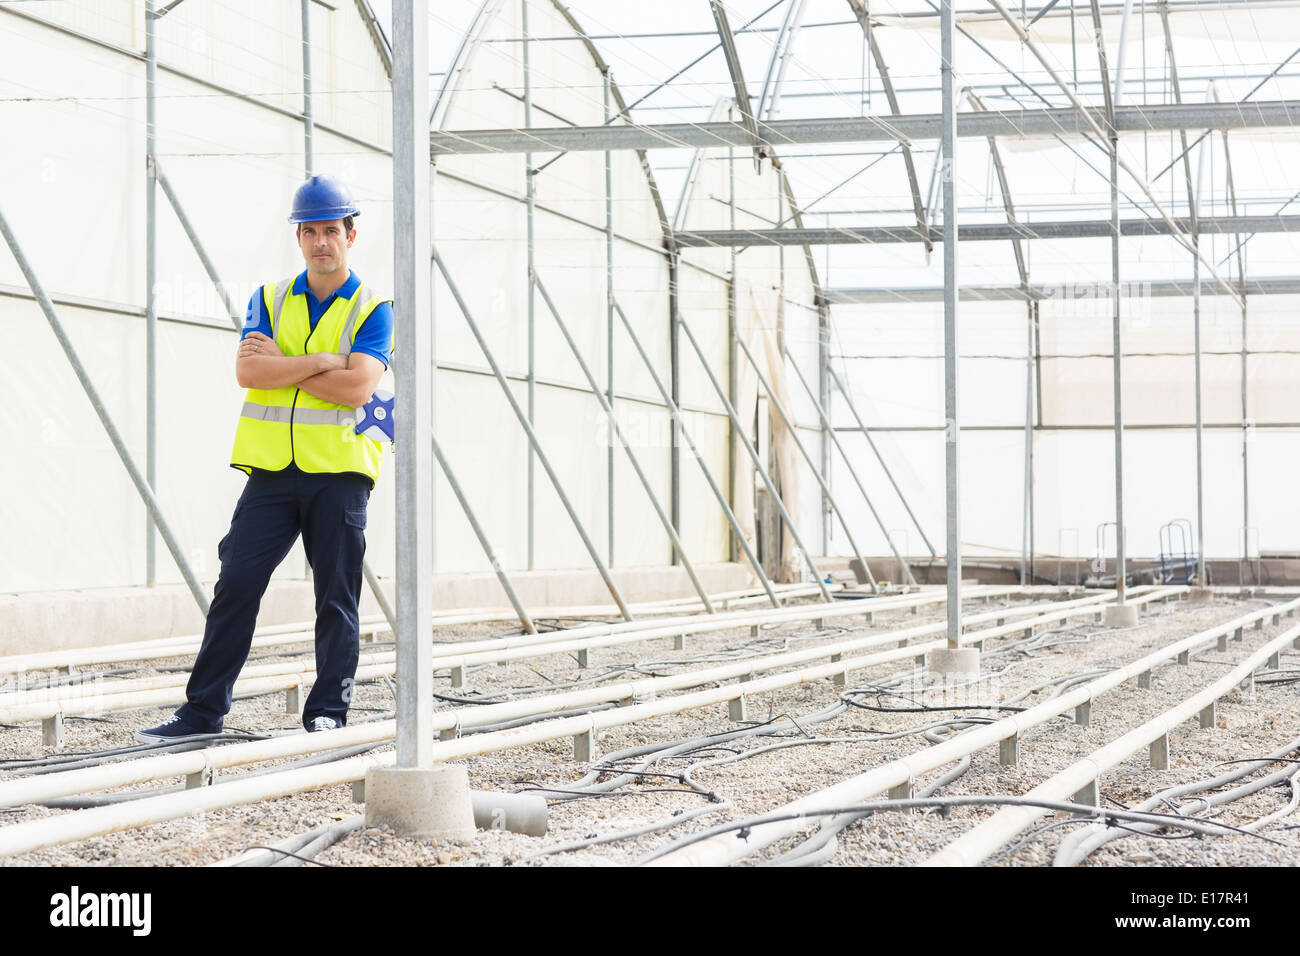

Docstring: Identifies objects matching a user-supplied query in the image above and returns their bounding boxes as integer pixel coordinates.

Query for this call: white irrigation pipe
[645,596,1300,866]
[0,582,839,679]
[0,583,1034,706]
[0,585,1126,724]
[0,593,1148,853]
[0,674,305,726]
[921,621,1300,866]
[0,592,1123,809]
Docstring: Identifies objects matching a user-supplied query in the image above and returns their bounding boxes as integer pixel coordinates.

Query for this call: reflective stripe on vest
[230,275,390,486]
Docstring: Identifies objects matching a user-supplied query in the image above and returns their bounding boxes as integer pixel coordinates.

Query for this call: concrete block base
[1104,604,1140,627]
[1188,586,1215,604]
[927,647,979,675]
[364,765,476,842]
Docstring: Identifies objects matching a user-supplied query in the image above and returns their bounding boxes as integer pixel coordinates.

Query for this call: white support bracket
[285,684,302,715]
[352,779,366,803]
[1137,670,1152,689]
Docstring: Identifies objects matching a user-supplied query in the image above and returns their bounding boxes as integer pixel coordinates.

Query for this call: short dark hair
[297,216,355,236]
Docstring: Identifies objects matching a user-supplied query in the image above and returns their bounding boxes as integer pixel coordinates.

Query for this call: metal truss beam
[675,212,1300,246]
[824,276,1300,303]
[429,99,1300,154]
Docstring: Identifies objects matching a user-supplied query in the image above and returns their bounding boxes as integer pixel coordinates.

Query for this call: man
[137,174,393,743]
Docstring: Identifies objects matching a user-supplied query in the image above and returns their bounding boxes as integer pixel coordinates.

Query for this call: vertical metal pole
[1241,295,1250,584]
[727,138,739,565]
[523,0,536,571]
[941,0,961,646]
[818,301,831,559]
[1110,143,1126,603]
[391,0,433,769]
[1022,299,1033,586]
[145,0,158,587]
[604,67,615,566]
[1029,299,1038,582]
[1193,140,1207,585]
[669,247,682,552]
[301,0,314,176]
[300,0,316,581]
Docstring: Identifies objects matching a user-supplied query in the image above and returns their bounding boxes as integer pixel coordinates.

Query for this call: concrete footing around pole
[1104,604,1140,627]
[1188,586,1215,604]
[364,765,476,842]
[927,647,979,675]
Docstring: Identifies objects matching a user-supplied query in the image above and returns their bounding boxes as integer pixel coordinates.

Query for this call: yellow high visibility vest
[230,274,390,487]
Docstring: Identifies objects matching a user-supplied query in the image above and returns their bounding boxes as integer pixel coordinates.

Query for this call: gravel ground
[2,592,1298,867]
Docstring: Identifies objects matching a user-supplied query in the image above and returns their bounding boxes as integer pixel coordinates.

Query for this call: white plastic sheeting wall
[0,1,397,594]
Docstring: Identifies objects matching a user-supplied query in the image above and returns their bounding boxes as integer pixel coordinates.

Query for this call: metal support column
[818,301,831,558]
[391,0,433,768]
[145,0,158,586]
[434,249,634,620]
[1193,145,1207,584]
[727,140,739,565]
[1092,0,1127,603]
[604,67,615,567]
[941,0,961,646]
[668,247,682,553]
[523,0,536,571]
[0,205,210,616]
[615,300,779,608]
[301,0,314,175]
[1162,2,1206,585]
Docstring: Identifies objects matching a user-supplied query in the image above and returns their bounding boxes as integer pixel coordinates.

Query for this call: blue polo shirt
[241,270,393,368]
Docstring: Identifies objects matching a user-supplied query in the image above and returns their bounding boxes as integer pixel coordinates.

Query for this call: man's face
[297,219,354,276]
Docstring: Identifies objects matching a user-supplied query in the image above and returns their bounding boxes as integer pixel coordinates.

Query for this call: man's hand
[238,331,285,360]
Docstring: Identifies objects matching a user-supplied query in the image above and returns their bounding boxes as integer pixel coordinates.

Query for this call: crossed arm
[236,331,385,409]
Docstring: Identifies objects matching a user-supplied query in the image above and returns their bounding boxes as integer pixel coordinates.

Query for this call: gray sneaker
[308,716,340,733]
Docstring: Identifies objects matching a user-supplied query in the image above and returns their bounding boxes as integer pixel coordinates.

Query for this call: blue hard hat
[288,174,361,223]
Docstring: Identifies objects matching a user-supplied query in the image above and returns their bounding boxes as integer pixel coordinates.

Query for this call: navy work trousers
[178,467,371,731]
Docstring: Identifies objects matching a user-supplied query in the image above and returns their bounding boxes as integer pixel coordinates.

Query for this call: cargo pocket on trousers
[216,503,244,565]
[343,508,368,566]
